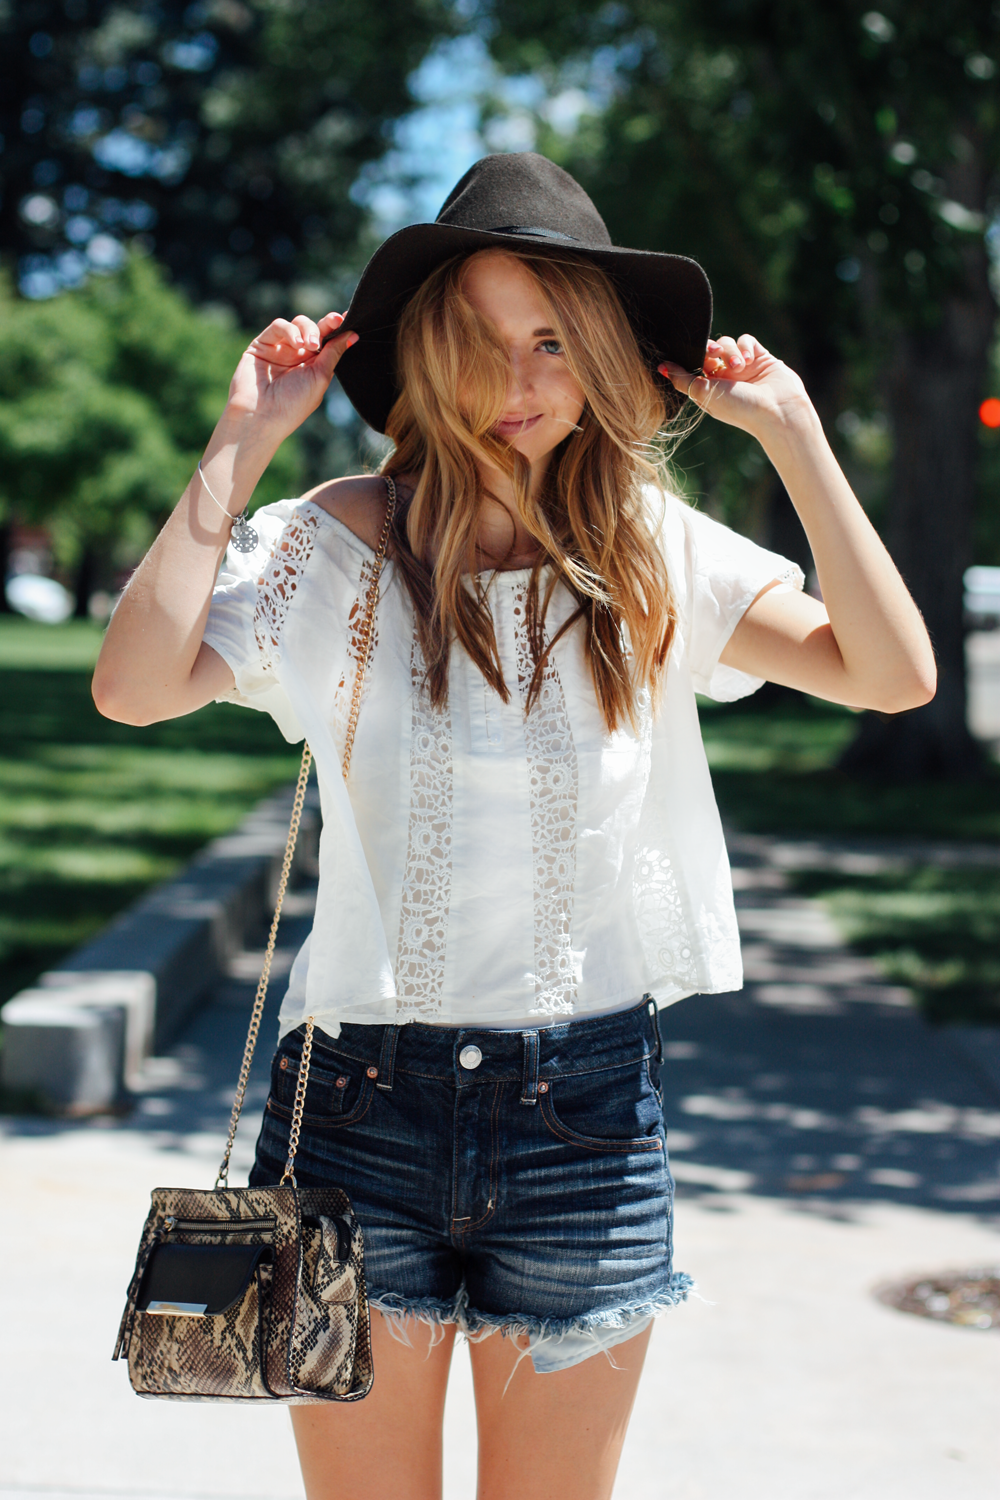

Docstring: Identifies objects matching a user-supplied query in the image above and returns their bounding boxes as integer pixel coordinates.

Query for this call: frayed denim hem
[368,1272,694,1377]
[368,1288,468,1353]
[458,1270,695,1345]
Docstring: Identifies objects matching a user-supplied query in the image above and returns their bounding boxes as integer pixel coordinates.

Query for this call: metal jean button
[459,1044,483,1070]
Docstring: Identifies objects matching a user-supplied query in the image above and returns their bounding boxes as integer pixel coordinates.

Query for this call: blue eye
[539,339,564,356]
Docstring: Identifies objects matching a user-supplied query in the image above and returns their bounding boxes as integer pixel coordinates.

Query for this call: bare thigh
[290,1310,456,1500]
[470,1323,653,1500]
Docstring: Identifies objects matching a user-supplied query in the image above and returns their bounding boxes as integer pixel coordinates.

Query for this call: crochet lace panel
[513,588,579,1016]
[631,688,700,988]
[253,509,323,672]
[330,558,380,759]
[394,636,454,1019]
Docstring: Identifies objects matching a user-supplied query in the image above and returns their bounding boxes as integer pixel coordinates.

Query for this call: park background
[1,0,1000,1065]
[2,7,1000,1497]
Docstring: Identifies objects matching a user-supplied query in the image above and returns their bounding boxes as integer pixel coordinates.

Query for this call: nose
[505,349,535,408]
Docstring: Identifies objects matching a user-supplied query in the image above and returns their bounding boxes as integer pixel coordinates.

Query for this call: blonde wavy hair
[381,247,690,735]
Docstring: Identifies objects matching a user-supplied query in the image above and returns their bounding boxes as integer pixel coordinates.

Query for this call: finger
[249,320,312,366]
[736,334,757,363]
[317,311,345,338]
[658,360,709,402]
[702,340,727,377]
[252,318,307,350]
[292,314,321,352]
[314,327,359,378]
[712,336,745,372]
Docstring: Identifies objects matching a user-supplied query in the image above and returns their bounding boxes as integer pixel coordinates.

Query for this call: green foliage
[2,0,455,321]
[789,866,1000,1024]
[0,616,300,1009]
[481,0,999,527]
[0,254,301,576]
[700,695,1000,839]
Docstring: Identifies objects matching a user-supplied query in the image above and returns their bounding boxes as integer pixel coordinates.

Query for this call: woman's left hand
[659,336,810,437]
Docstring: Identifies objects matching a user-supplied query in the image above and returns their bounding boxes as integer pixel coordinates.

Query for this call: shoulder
[303,473,399,552]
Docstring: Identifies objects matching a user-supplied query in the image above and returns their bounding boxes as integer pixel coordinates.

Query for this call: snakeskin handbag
[112,480,397,1404]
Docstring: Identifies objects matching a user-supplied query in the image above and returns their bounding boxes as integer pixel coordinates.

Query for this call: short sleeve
[659,495,805,702]
[202,501,306,744]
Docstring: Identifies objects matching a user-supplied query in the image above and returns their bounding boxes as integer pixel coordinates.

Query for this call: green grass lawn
[786,866,1000,1025]
[701,692,1000,1023]
[0,616,300,1008]
[700,693,1000,840]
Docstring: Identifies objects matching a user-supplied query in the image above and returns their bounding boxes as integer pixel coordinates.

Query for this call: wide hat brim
[334,221,712,435]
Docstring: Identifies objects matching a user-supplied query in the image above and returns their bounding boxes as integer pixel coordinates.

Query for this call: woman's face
[461,250,586,466]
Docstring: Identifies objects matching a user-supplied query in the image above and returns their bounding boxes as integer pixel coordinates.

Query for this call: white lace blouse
[203,491,802,1038]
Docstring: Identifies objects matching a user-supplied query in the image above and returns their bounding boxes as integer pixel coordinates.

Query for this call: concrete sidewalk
[2,843,999,1499]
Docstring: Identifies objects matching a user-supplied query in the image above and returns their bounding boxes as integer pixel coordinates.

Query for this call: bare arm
[93,312,357,725]
[661,339,936,713]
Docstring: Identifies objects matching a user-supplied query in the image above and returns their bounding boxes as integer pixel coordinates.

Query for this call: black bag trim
[137,1242,272,1317]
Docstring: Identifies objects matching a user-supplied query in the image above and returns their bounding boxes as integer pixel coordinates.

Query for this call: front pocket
[538,1065,664,1155]
[267,1065,375,1130]
[269,1048,375,1127]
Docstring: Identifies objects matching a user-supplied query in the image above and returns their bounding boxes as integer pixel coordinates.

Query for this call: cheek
[553,369,585,418]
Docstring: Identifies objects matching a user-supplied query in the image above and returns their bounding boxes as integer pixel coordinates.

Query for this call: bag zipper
[162,1214,277,1234]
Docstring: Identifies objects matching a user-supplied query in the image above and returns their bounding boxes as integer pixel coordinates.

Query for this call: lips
[492,413,543,438]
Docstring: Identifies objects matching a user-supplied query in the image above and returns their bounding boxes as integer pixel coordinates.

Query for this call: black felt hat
[333,151,712,435]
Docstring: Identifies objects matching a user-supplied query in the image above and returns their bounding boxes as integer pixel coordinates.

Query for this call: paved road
[2,850,999,1500]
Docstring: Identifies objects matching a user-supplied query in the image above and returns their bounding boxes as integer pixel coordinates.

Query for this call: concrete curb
[0,782,318,1113]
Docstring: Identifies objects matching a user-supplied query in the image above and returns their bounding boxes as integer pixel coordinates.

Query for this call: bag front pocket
[130,1246,272,1399]
[289,1215,361,1396]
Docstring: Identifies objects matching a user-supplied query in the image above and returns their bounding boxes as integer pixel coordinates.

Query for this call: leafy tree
[482,0,999,777]
[0,252,300,613]
[2,0,453,322]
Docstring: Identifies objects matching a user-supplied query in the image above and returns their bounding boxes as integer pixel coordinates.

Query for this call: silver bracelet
[198,461,259,554]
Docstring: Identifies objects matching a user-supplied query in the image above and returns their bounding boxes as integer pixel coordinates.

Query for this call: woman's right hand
[226,312,357,438]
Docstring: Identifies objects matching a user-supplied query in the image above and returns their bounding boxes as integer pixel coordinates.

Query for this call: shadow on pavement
[659,986,1000,1219]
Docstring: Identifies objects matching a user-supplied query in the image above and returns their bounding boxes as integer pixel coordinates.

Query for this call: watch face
[231,519,260,554]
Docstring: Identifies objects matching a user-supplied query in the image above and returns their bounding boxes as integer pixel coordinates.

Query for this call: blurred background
[1,0,999,1031]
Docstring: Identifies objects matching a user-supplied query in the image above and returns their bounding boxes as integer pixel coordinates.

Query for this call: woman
[94,153,934,1500]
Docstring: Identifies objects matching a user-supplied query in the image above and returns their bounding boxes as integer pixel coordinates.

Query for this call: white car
[5,573,74,624]
[964,567,1000,629]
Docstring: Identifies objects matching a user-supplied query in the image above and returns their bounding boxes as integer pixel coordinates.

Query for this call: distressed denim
[250,997,691,1372]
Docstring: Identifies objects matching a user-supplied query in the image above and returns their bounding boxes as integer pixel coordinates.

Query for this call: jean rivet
[279,1058,288,1070]
[336,1076,348,1088]
[366,1066,379,1080]
[538,1081,549,1094]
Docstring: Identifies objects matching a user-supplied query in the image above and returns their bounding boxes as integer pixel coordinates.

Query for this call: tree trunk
[839,242,995,780]
[0,522,11,612]
[73,544,97,620]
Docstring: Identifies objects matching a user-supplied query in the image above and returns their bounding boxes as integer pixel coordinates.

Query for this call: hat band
[485,224,581,242]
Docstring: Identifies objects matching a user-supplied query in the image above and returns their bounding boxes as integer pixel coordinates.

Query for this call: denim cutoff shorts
[250,996,692,1373]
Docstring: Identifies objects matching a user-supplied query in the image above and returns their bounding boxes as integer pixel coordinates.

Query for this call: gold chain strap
[215,475,397,1189]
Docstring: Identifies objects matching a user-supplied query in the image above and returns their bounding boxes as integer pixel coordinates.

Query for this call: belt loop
[376,1024,399,1092]
[520,1030,540,1105]
[646,995,663,1064]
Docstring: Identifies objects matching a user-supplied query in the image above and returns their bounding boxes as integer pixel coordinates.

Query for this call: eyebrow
[533,327,557,337]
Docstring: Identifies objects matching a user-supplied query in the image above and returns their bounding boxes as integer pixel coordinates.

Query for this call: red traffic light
[981,398,1000,429]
